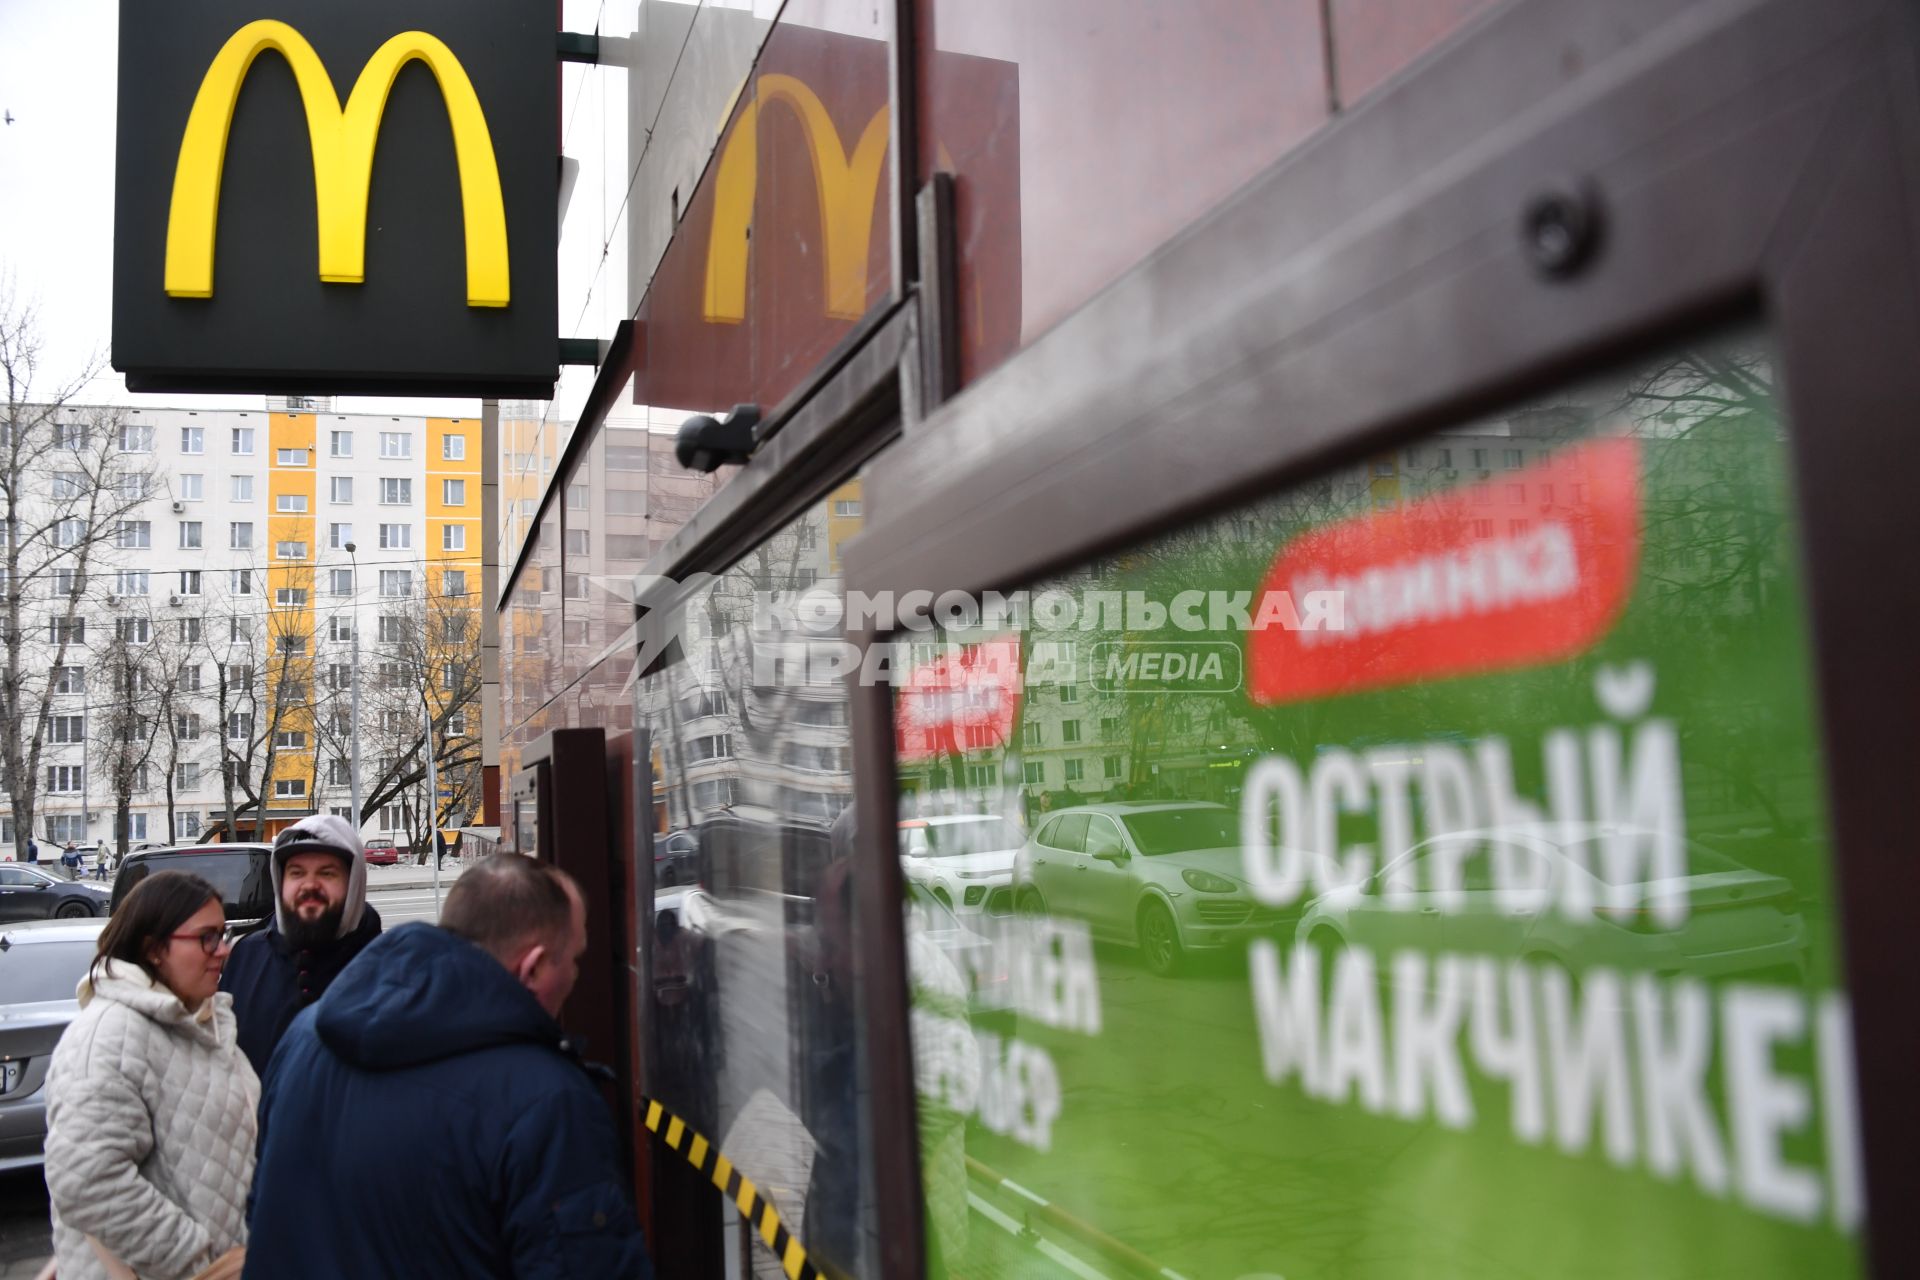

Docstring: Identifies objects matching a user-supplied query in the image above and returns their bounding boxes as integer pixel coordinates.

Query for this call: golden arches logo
[703,75,887,323]
[164,19,510,308]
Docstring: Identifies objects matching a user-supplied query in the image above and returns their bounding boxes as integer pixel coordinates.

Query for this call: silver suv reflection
[1012,802,1275,976]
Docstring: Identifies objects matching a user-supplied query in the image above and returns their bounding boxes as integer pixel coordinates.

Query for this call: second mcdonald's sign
[112,0,557,397]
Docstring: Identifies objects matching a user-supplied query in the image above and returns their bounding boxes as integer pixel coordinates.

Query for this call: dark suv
[110,844,275,933]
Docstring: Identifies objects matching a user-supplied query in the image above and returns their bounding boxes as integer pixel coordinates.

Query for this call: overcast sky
[0,0,482,416]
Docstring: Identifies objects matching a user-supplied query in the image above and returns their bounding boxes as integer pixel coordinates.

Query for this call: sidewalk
[363,859,475,891]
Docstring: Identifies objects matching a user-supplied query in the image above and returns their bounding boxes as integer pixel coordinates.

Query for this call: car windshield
[1120,807,1240,856]
[121,851,265,916]
[916,818,1024,858]
[0,939,94,1005]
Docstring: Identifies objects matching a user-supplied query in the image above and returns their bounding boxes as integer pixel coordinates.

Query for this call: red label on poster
[896,636,1024,763]
[1248,438,1642,705]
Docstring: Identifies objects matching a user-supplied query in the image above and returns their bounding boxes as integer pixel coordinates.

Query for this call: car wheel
[1139,900,1182,977]
[1018,887,1047,918]
[56,900,94,919]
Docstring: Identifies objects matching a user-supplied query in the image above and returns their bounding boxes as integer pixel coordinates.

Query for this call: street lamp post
[345,544,363,834]
[422,680,439,914]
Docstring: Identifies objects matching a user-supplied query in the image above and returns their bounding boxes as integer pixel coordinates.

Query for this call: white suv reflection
[898,815,1027,917]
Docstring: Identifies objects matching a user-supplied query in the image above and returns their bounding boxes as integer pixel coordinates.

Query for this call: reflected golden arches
[703,74,888,323]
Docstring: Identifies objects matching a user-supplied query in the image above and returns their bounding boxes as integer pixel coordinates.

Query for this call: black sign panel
[113,0,557,396]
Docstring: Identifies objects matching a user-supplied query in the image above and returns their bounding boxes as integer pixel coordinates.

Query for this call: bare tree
[347,581,483,859]
[0,283,156,859]
[193,563,317,841]
[147,607,212,843]
[91,607,164,856]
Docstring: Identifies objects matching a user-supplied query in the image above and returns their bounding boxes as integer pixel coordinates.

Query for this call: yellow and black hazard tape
[641,1095,822,1280]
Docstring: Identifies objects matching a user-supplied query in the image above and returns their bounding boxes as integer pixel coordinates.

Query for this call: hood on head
[315,923,560,1071]
[271,813,368,940]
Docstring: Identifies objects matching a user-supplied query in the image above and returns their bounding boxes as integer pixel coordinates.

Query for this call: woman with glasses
[41,872,255,1280]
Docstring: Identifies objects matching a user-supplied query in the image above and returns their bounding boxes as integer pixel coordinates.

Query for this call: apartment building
[0,399,482,850]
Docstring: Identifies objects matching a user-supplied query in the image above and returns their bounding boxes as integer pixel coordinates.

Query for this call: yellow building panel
[267,413,317,795]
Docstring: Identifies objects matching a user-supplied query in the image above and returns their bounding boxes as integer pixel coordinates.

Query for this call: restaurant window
[635,492,873,1276]
[892,329,1859,1279]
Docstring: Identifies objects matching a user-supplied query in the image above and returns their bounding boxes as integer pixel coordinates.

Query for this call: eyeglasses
[167,925,237,956]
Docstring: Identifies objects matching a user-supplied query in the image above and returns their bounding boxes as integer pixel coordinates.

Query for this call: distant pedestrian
[43,871,254,1280]
[244,855,652,1279]
[219,815,381,1077]
[62,842,81,876]
[26,837,38,864]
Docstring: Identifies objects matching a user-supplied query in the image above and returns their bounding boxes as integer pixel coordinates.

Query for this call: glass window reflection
[896,329,1861,1279]
[638,483,875,1276]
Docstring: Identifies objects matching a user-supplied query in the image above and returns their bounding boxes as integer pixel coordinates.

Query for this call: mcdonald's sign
[112,0,556,396]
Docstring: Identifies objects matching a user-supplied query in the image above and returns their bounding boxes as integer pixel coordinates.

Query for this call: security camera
[675,404,761,473]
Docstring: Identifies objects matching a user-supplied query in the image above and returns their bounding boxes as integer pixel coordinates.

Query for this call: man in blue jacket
[243,855,652,1278]
[219,814,382,1075]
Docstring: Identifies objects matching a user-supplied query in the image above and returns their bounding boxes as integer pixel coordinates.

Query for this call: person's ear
[515,942,548,989]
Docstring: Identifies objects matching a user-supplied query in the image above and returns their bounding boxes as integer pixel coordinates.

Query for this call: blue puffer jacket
[242,924,653,1280]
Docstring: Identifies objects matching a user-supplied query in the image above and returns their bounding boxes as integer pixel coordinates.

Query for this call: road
[0,1171,49,1280]
[365,882,449,927]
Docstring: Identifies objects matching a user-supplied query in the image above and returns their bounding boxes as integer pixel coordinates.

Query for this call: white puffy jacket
[43,960,260,1280]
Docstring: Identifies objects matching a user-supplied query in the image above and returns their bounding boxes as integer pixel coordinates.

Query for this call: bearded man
[221,814,383,1076]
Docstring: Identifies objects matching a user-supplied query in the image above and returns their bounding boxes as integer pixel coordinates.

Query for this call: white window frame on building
[330,431,352,458]
[177,474,204,502]
[442,479,466,506]
[442,433,465,460]
[379,478,412,505]
[330,477,353,504]
[231,427,255,455]
[378,523,411,550]
[181,426,204,455]
[178,521,202,550]
[379,570,411,598]
[275,493,309,513]
[276,448,309,466]
[379,431,412,459]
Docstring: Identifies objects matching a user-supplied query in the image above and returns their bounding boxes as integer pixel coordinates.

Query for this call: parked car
[0,918,108,1170]
[655,830,699,888]
[898,814,1026,917]
[111,843,275,934]
[0,862,114,920]
[1293,823,1809,985]
[1013,802,1281,976]
[362,838,402,867]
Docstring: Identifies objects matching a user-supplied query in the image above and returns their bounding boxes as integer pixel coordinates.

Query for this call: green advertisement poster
[895,329,1861,1279]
